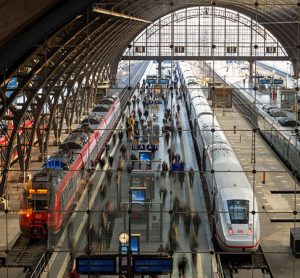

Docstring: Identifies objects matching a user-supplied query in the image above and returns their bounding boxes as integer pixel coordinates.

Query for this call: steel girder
[0,10,143,197]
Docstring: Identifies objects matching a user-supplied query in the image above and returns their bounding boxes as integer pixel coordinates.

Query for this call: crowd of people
[72,76,202,278]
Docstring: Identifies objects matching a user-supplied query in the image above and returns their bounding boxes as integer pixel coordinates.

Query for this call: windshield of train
[29,196,48,210]
[227,200,249,224]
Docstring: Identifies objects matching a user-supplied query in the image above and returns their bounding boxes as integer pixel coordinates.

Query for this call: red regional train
[19,94,120,238]
[0,113,44,168]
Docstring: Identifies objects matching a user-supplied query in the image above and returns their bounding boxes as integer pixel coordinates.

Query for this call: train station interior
[0,1,300,277]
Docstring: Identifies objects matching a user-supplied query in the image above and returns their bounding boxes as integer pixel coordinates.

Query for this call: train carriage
[20,94,120,238]
[180,61,260,252]
[258,108,300,176]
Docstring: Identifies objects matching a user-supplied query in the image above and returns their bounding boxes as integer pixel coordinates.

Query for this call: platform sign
[45,158,62,169]
[146,100,162,105]
[76,256,116,274]
[133,257,173,274]
[266,46,276,53]
[120,234,141,254]
[159,78,169,85]
[273,79,284,85]
[259,79,271,85]
[132,144,159,151]
[135,46,145,53]
[226,46,237,54]
[174,46,184,53]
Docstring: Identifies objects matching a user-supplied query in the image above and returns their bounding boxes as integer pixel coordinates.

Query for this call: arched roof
[0,0,299,79]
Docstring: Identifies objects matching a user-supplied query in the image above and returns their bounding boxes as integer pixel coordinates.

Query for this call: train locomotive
[179,61,260,252]
[19,94,120,238]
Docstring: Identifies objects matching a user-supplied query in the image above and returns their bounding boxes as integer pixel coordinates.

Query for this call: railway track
[218,247,273,278]
[5,235,47,276]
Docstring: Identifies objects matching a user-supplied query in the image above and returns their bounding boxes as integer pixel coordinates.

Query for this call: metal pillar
[157,59,162,78]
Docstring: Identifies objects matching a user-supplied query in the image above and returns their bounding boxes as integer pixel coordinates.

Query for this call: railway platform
[214,99,300,277]
[0,61,148,277]
[185,61,300,277]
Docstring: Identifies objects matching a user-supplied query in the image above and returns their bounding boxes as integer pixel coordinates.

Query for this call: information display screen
[120,235,140,254]
[139,151,151,170]
[131,236,140,253]
[76,256,116,274]
[133,257,173,274]
[139,152,151,161]
[131,188,146,202]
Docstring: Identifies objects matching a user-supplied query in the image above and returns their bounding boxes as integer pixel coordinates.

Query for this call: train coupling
[30,225,46,239]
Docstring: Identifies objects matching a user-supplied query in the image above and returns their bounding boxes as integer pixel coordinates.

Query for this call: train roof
[92,104,110,112]
[81,112,105,126]
[220,187,255,204]
[211,149,244,172]
[61,132,89,150]
[277,117,299,127]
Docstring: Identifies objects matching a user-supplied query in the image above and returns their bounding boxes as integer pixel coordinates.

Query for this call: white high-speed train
[179,61,260,252]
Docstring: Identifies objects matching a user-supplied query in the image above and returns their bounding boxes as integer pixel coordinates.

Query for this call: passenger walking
[189,167,195,187]
[165,131,170,144]
[183,207,191,235]
[177,255,188,278]
[143,109,149,119]
[178,160,185,188]
[108,155,114,167]
[168,223,179,253]
[161,161,169,176]
[118,130,124,143]
[190,233,199,266]
[132,95,136,108]
[120,144,127,160]
[106,166,113,185]
[172,197,181,225]
[138,107,142,119]
[159,187,167,205]
[192,213,201,236]
[105,141,110,156]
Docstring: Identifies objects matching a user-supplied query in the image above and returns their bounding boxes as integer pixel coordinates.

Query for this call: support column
[249,60,254,85]
[157,59,162,78]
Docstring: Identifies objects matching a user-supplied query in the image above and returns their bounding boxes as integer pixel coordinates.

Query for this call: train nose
[224,235,259,251]
[30,225,46,239]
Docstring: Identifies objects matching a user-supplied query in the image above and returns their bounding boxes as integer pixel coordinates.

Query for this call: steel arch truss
[124,6,289,62]
[0,8,145,197]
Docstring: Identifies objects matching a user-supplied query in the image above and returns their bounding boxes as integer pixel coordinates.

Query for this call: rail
[216,253,225,278]
[29,252,49,278]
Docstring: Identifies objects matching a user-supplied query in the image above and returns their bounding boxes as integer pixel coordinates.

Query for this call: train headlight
[228,224,233,236]
[248,224,253,235]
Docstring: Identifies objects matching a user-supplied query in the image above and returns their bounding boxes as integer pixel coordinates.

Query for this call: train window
[81,117,99,125]
[33,198,48,210]
[92,105,109,112]
[268,108,287,118]
[278,118,299,127]
[227,200,249,224]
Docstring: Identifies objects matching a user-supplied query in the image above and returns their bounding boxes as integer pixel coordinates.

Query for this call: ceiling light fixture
[92,7,152,24]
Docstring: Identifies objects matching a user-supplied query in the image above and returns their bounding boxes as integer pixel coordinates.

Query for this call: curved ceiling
[0,0,299,78]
